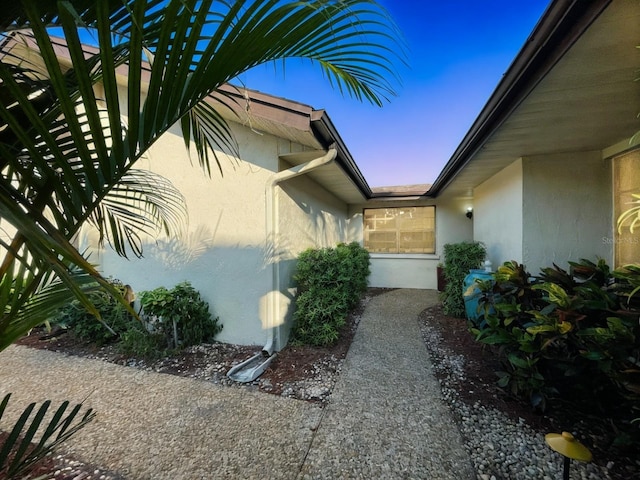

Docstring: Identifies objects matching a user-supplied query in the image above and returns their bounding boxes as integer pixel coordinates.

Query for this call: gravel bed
[13,290,637,479]
[65,295,370,406]
[419,319,618,480]
[77,348,328,402]
[44,455,126,480]
[71,337,350,405]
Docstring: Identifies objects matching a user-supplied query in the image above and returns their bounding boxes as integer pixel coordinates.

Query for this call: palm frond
[0,0,404,351]
[181,92,241,176]
[0,257,110,351]
[188,0,404,106]
[88,169,188,258]
[0,392,96,479]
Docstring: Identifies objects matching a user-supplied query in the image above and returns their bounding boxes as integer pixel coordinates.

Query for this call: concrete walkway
[0,289,474,479]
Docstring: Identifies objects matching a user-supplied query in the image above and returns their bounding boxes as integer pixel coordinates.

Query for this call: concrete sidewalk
[299,288,474,479]
[0,289,474,479]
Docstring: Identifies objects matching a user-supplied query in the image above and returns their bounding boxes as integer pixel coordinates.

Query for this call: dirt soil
[420,305,550,429]
[420,304,638,480]
[7,288,638,479]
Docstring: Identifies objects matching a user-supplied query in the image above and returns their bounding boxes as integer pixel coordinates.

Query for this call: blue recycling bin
[463,269,494,324]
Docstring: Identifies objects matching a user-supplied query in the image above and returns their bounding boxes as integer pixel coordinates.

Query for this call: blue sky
[238,0,551,187]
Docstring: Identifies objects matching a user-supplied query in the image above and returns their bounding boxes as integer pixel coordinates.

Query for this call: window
[363,206,435,254]
[614,149,640,266]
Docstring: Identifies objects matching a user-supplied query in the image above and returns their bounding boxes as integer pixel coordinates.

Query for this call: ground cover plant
[291,242,370,346]
[50,280,221,359]
[470,258,640,450]
[441,241,486,317]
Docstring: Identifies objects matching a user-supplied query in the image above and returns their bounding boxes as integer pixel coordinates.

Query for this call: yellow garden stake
[545,431,592,480]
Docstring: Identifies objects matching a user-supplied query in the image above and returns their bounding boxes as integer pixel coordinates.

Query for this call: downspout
[227,146,337,383]
[263,145,338,355]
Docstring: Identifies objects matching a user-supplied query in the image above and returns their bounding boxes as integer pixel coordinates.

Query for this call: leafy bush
[50,278,133,345]
[118,321,166,359]
[49,280,220,357]
[291,242,370,346]
[471,259,640,446]
[441,241,486,317]
[138,281,222,350]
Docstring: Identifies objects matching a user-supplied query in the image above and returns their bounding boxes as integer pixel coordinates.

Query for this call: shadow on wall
[81,228,300,346]
[78,175,353,346]
[148,224,216,271]
[280,183,350,249]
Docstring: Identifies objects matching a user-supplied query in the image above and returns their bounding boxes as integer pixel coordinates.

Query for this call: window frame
[613,149,640,267]
[362,206,436,254]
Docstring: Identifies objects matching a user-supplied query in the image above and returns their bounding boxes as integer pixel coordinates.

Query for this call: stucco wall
[474,158,524,268]
[473,153,613,275]
[522,151,612,273]
[84,122,288,346]
[275,173,350,346]
[348,197,472,289]
[435,196,476,257]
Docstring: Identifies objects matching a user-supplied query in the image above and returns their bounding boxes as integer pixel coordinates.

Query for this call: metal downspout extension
[227,146,337,383]
[263,146,338,355]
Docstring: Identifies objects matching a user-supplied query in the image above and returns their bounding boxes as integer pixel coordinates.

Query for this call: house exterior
[72,80,470,349]
[4,34,471,350]
[428,0,640,274]
[6,0,637,349]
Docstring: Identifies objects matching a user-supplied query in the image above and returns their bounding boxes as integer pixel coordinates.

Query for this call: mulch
[6,289,638,479]
[421,303,639,480]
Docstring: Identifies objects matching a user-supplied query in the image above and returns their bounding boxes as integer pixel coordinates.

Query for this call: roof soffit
[433,0,640,199]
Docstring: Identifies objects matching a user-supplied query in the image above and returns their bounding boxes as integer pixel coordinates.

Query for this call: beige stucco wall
[348,197,472,289]
[83,120,321,347]
[274,173,350,346]
[472,152,613,275]
[521,151,612,273]
[473,158,524,268]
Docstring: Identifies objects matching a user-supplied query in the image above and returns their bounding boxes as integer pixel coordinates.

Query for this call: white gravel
[419,317,617,480]
[4,288,635,479]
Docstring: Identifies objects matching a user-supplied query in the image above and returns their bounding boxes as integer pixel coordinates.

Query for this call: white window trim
[370,253,440,260]
[363,206,436,254]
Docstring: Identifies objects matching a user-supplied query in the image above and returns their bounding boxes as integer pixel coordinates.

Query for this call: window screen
[614,150,640,266]
[363,206,435,254]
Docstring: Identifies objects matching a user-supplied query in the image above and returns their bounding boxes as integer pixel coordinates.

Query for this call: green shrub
[441,241,486,317]
[50,278,133,345]
[138,281,222,350]
[50,280,221,357]
[118,322,165,359]
[471,259,640,447]
[291,242,370,346]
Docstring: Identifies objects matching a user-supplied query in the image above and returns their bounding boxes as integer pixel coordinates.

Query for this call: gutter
[212,86,375,201]
[227,146,337,383]
[311,110,373,199]
[428,0,611,197]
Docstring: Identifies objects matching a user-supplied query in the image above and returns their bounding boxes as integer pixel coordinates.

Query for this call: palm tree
[0,0,403,351]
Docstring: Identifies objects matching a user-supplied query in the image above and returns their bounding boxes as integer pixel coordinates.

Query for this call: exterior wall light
[466,207,473,219]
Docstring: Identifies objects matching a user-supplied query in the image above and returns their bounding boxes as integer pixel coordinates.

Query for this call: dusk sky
[238,0,551,188]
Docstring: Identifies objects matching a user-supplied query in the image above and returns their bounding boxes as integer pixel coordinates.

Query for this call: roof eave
[310,110,373,199]
[3,34,375,202]
[215,89,374,200]
[427,0,611,197]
